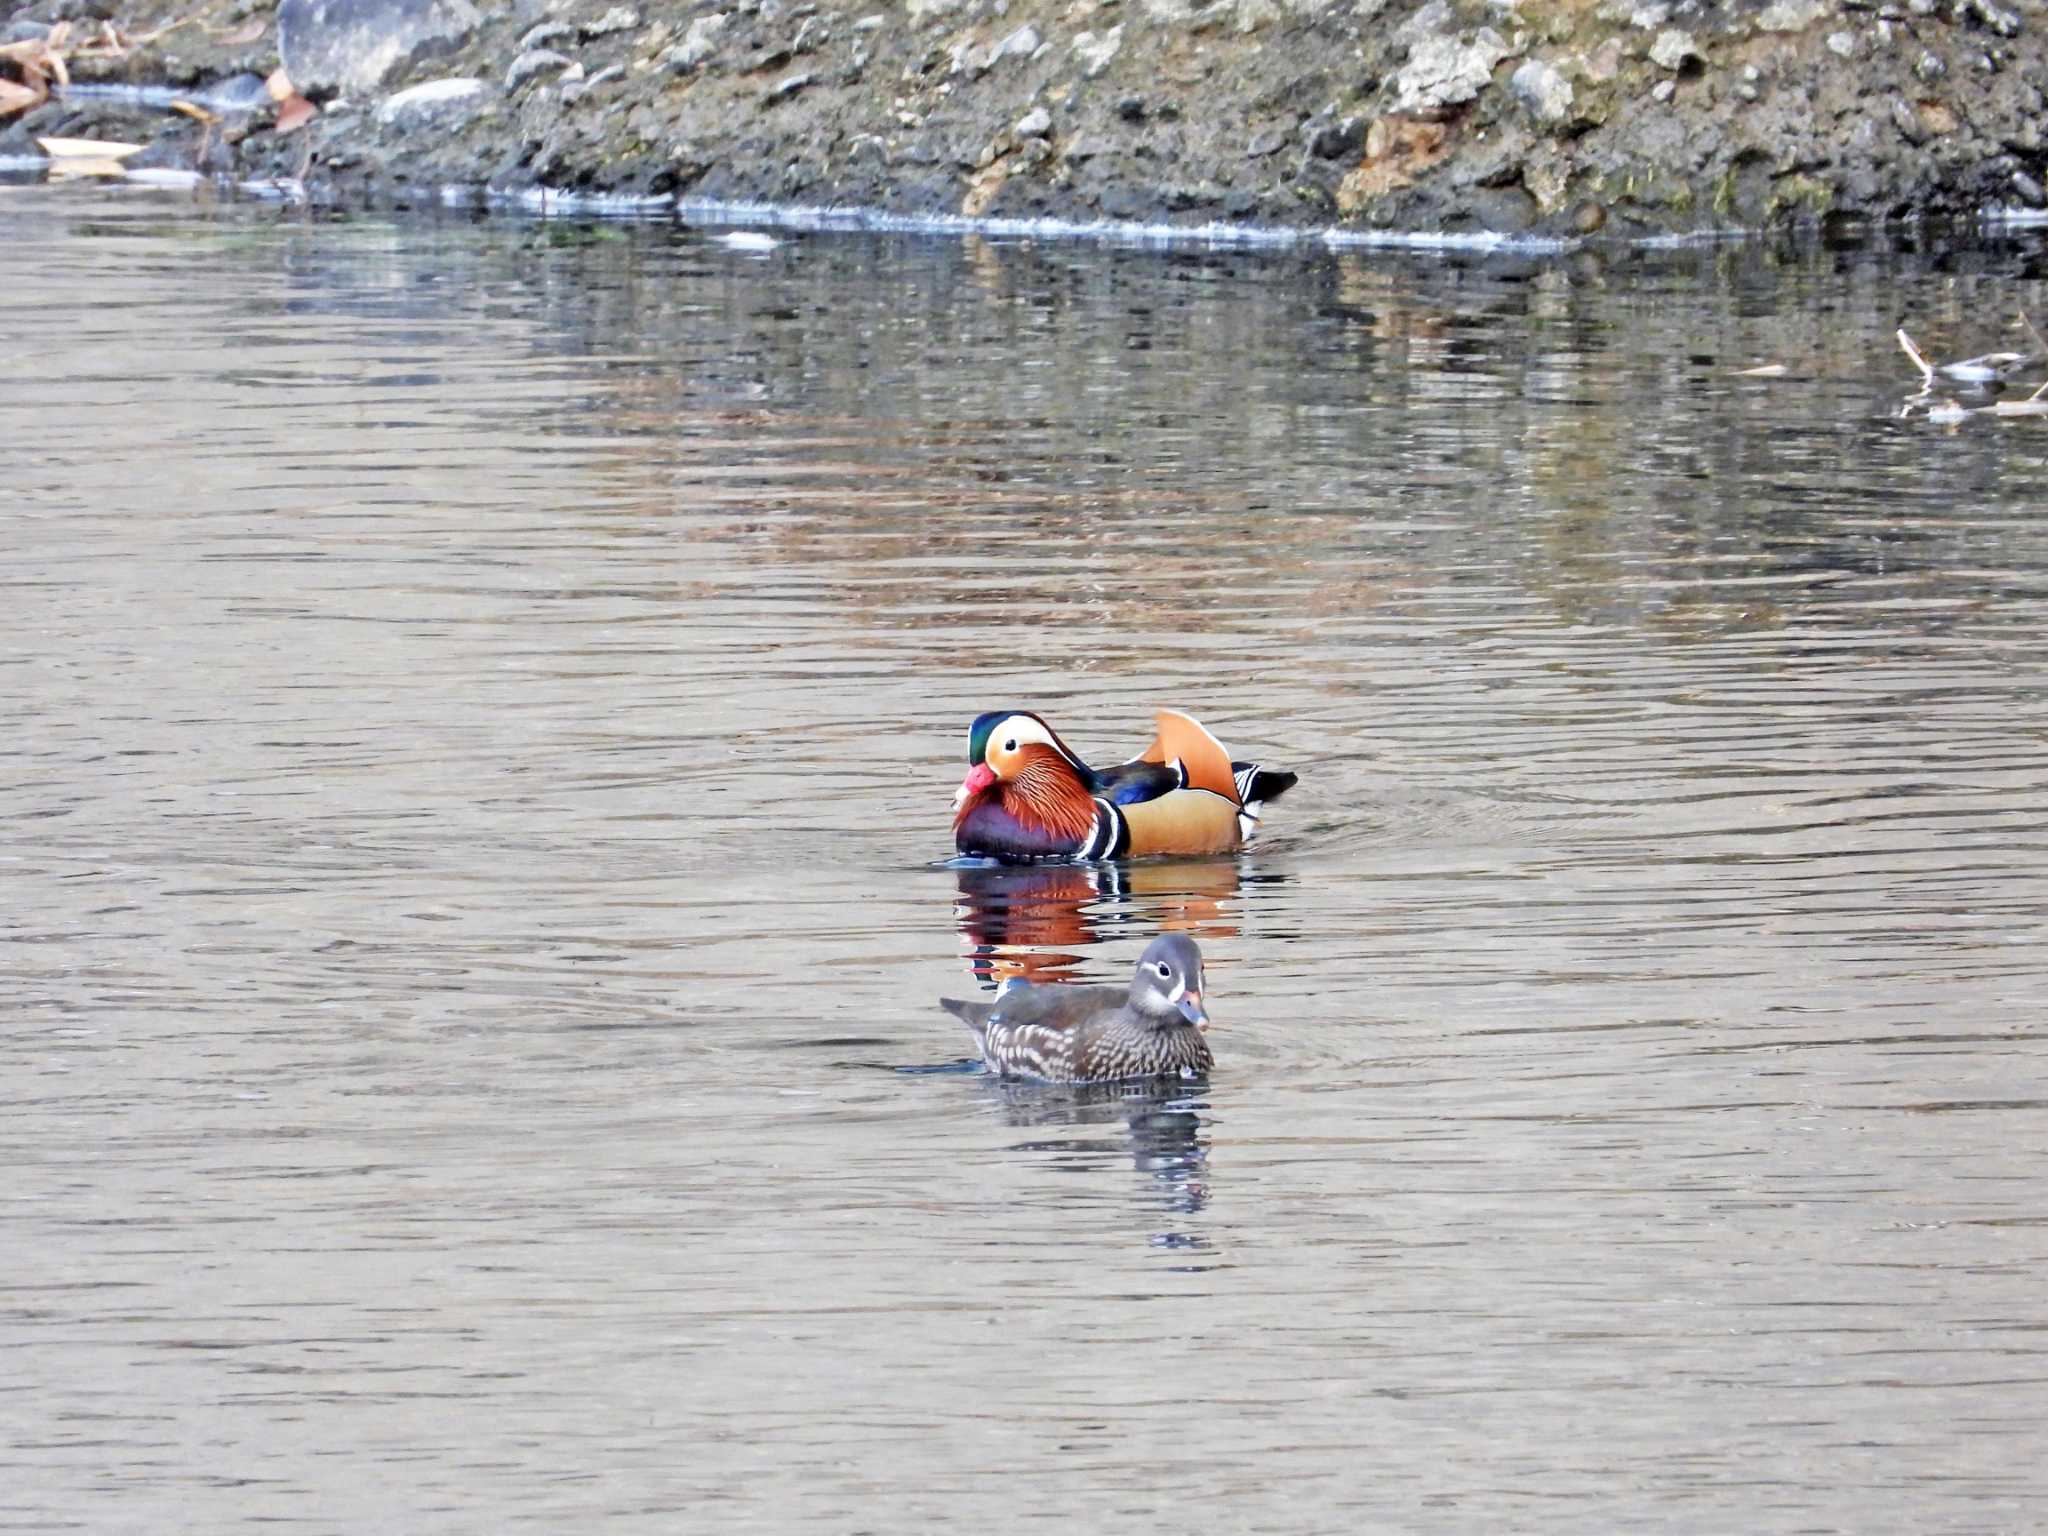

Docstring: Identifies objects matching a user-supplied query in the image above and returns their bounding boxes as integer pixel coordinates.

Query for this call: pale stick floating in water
[1896,312,2048,420]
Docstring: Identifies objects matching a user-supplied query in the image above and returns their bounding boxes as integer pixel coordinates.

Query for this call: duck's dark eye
[1155,961,1172,978]
[1003,739,1016,753]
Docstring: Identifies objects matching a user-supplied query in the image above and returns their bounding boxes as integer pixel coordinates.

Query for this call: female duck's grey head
[1129,933,1208,1029]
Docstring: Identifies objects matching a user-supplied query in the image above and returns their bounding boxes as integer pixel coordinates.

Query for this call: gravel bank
[5,0,2046,237]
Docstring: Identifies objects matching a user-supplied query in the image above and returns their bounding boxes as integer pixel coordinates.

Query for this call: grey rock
[1650,77,1674,101]
[1648,28,1698,69]
[1016,105,1052,136]
[1394,0,1453,45]
[517,19,573,50]
[1756,0,1826,30]
[205,72,276,111]
[559,63,621,103]
[1962,0,2021,34]
[661,11,729,71]
[2,20,51,42]
[375,73,485,122]
[1071,26,1124,77]
[1511,56,1574,123]
[852,13,885,29]
[2013,170,2046,206]
[1890,96,1927,142]
[1236,0,1282,30]
[1915,49,1945,78]
[905,0,962,18]
[1826,29,1857,53]
[1393,28,1514,114]
[792,15,829,51]
[1186,0,1234,31]
[584,6,639,35]
[978,23,1041,73]
[1629,1,1670,25]
[1736,80,1759,99]
[1578,35,1623,81]
[765,70,814,100]
[506,48,571,90]
[1246,125,1289,156]
[278,0,481,96]
[1308,114,1362,158]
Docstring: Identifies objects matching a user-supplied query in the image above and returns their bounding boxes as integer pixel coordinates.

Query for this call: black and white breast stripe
[1076,798,1130,860]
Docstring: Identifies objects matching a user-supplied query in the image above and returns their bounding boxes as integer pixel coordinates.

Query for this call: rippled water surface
[6,190,2048,1530]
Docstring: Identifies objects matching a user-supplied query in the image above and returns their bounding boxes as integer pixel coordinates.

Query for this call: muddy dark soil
[5,0,2046,236]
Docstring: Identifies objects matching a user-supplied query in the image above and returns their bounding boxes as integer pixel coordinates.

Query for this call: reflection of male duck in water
[952,856,1247,986]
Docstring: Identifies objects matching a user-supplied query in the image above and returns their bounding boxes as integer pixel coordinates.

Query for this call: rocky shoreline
[4,0,2046,239]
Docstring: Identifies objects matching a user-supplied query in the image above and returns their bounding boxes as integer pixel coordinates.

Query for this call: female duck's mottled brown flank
[940,933,1213,1084]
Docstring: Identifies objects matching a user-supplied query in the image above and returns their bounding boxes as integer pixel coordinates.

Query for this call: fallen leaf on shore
[274,93,317,134]
[1735,363,1788,377]
[170,98,220,125]
[0,77,39,116]
[38,135,146,159]
[266,65,293,102]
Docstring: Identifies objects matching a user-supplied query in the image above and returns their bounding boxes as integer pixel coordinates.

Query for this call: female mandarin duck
[952,707,1296,860]
[942,933,1213,1082]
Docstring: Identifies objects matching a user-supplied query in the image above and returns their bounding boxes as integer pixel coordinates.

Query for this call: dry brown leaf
[274,93,317,134]
[38,135,146,159]
[265,65,293,102]
[0,77,41,117]
[170,98,220,125]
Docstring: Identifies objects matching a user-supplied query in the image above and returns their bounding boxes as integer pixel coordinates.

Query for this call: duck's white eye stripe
[1166,978,1185,1003]
[1000,717,1056,749]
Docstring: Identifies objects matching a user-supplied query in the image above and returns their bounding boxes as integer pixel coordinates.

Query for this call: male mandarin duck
[941,933,1213,1082]
[951,707,1296,860]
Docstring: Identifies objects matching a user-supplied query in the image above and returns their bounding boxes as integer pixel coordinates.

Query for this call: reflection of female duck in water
[984,1077,1213,1229]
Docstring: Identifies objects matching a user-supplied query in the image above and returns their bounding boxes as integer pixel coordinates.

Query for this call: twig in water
[1897,327,1936,386]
